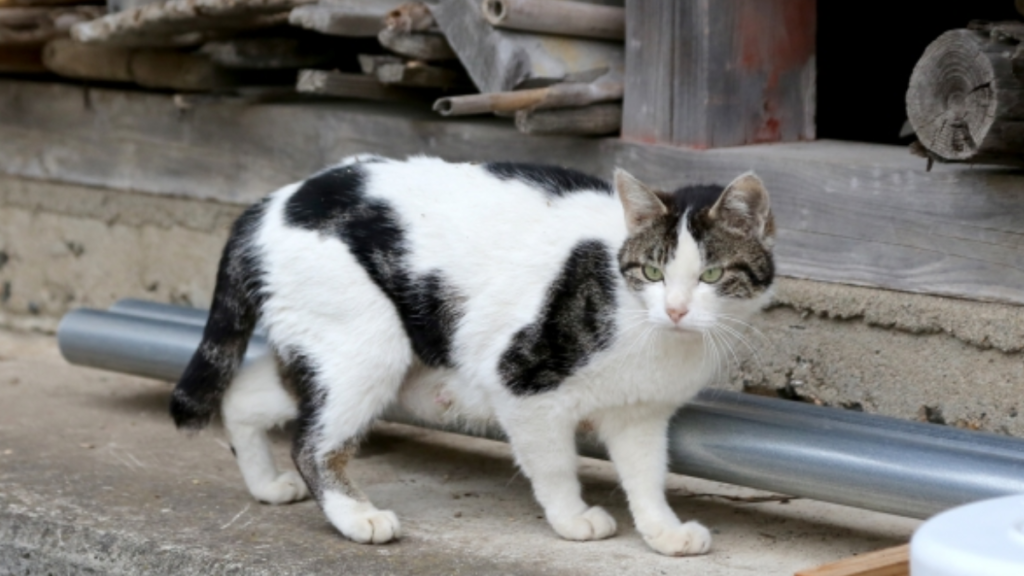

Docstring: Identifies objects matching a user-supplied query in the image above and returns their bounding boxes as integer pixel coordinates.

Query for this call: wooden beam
[375,61,469,89]
[288,0,403,37]
[70,0,308,46]
[795,544,909,576]
[480,0,624,41]
[622,0,816,147]
[514,102,621,135]
[906,23,1024,166]
[0,5,103,46]
[296,69,427,102]
[431,0,623,92]
[2,79,1024,307]
[377,27,455,61]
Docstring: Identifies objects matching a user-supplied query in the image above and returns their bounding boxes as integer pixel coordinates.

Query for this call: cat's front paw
[549,506,617,541]
[333,505,401,544]
[251,470,309,504]
[643,521,712,556]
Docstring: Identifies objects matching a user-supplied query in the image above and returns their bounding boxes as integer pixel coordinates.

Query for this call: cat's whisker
[713,320,765,369]
[716,315,771,346]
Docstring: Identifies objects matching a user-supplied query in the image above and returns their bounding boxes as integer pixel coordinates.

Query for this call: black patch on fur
[284,165,463,367]
[500,240,617,395]
[485,162,612,197]
[276,352,324,498]
[171,199,269,429]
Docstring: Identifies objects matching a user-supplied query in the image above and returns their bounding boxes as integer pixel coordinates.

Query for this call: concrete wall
[3,173,1021,437]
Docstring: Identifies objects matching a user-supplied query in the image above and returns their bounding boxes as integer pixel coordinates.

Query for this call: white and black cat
[170,155,775,556]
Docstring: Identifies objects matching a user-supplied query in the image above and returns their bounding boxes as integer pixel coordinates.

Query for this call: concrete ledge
[3,79,1024,305]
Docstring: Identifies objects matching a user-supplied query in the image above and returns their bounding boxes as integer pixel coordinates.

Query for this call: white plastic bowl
[911,494,1024,576]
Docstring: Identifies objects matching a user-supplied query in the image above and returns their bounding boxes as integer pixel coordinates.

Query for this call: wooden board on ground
[622,0,815,147]
[2,79,1024,307]
[431,0,623,92]
[795,544,909,576]
[70,0,309,46]
[288,0,403,37]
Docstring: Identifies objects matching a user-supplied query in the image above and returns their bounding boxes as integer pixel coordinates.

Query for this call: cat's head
[615,169,775,333]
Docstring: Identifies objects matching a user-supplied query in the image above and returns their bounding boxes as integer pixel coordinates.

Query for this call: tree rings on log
[906,27,1024,165]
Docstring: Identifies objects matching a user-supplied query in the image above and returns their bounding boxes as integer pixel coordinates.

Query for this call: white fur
[221,156,770,556]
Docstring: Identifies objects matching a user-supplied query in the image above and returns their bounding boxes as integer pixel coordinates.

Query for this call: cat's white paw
[643,521,712,556]
[334,507,401,544]
[251,470,309,504]
[550,506,618,541]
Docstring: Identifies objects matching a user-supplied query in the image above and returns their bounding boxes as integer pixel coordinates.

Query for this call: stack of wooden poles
[0,0,627,136]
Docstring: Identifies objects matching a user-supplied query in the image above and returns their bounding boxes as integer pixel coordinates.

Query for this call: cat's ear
[710,172,774,243]
[614,169,668,233]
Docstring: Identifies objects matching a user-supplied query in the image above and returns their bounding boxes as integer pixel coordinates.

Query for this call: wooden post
[622,0,816,148]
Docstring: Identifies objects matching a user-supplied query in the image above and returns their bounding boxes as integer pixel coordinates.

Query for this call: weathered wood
[1018,0,1024,17]
[481,0,624,41]
[0,5,104,46]
[795,544,909,576]
[375,60,469,89]
[43,37,134,81]
[384,1,434,33]
[44,38,238,90]
[432,0,623,92]
[357,53,402,74]
[200,36,333,69]
[622,0,816,147]
[0,0,100,6]
[377,27,455,60]
[4,78,1024,307]
[514,102,621,135]
[288,0,403,37]
[433,74,622,115]
[906,25,1024,166]
[71,0,307,46]
[296,68,426,102]
[106,0,162,12]
[0,43,45,71]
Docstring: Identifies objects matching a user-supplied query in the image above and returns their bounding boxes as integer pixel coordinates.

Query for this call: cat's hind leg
[221,353,309,504]
[280,321,413,544]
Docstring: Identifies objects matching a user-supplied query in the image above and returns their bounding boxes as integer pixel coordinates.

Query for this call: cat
[169,155,775,557]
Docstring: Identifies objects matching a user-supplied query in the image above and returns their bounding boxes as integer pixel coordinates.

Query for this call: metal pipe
[57,303,1024,519]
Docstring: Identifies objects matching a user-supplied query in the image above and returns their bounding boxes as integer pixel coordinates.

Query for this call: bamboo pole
[433,75,622,116]
[480,0,624,41]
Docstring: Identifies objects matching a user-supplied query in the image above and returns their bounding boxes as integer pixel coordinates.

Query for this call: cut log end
[906,29,1005,163]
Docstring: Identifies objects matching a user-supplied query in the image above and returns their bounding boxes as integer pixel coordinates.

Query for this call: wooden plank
[431,0,623,92]
[288,0,403,37]
[377,27,455,60]
[0,5,104,46]
[622,0,816,148]
[357,53,402,74]
[795,544,909,576]
[514,102,621,135]
[200,36,333,69]
[296,69,427,102]
[2,79,1024,307]
[70,0,308,46]
[433,74,622,116]
[375,61,469,89]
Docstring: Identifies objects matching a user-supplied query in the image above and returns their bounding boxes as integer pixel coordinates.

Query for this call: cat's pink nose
[667,307,688,323]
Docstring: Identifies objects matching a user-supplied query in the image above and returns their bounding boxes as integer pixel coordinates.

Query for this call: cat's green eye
[642,264,664,282]
[700,267,724,284]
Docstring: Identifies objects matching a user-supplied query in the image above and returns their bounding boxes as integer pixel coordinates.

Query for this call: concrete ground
[0,328,918,575]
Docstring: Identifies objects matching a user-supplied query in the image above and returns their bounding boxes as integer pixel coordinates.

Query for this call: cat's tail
[170,201,268,430]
